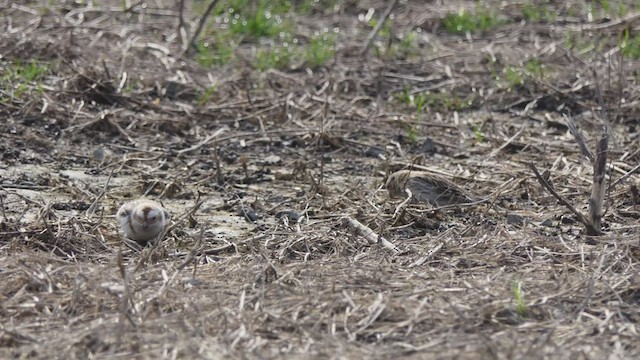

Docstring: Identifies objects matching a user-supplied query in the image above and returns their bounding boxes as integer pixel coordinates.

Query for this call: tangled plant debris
[0,0,639,358]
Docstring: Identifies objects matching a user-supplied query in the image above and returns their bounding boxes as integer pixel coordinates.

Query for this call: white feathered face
[117,200,169,242]
[133,205,164,229]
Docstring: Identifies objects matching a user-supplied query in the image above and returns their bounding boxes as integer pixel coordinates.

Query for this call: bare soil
[1,1,639,359]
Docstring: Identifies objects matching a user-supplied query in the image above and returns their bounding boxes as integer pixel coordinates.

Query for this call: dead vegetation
[1,0,640,358]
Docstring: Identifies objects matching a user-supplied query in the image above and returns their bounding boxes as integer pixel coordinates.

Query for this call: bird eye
[149,214,157,221]
[119,210,130,217]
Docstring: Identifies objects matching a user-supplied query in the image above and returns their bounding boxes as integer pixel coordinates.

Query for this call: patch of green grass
[426,92,474,112]
[565,3,581,18]
[196,37,237,67]
[414,93,428,114]
[296,0,337,14]
[525,58,545,79]
[564,33,597,54]
[121,79,142,94]
[368,17,392,39]
[399,31,417,54]
[485,56,500,80]
[504,66,524,88]
[512,281,527,318]
[364,12,418,60]
[620,28,640,59]
[587,0,630,19]
[619,4,630,17]
[395,85,413,105]
[394,89,475,113]
[500,59,546,89]
[191,0,343,69]
[470,123,485,143]
[197,85,218,105]
[2,60,49,99]
[369,17,394,60]
[226,0,290,39]
[599,0,612,15]
[405,124,418,144]
[305,32,335,68]
[596,0,617,17]
[255,44,297,70]
[14,60,48,83]
[375,28,419,60]
[522,2,557,23]
[443,6,504,34]
[264,0,293,14]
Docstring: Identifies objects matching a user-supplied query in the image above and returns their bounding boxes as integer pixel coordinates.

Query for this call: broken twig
[360,0,399,57]
[184,0,221,54]
[529,163,602,236]
[344,217,399,254]
[588,134,608,235]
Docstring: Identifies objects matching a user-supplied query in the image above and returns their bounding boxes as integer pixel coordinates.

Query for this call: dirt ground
[1,0,639,359]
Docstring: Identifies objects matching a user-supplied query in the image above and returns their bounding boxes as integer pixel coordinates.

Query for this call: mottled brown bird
[386,170,474,206]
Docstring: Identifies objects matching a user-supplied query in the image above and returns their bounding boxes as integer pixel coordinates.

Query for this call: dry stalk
[0,191,7,221]
[177,0,187,44]
[166,191,205,234]
[175,127,227,155]
[184,0,221,54]
[588,134,608,235]
[169,234,264,258]
[532,57,615,237]
[133,226,169,273]
[176,226,205,271]
[393,188,413,218]
[136,226,206,312]
[215,145,223,186]
[85,168,114,217]
[360,0,400,57]
[409,242,443,268]
[117,247,137,328]
[251,235,279,282]
[563,114,594,162]
[344,217,399,254]
[487,124,526,158]
[611,163,640,187]
[529,163,602,236]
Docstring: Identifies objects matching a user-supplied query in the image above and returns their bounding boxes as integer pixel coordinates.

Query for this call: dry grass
[1,0,640,359]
